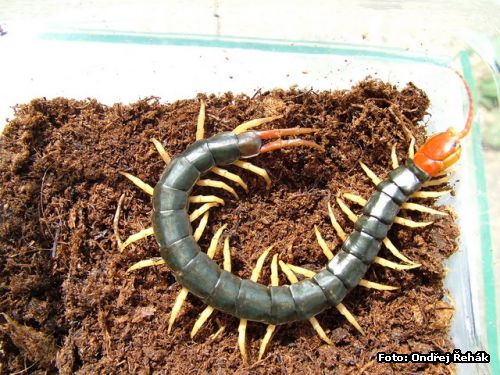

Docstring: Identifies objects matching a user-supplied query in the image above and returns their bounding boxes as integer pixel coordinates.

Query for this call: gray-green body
[152,131,430,325]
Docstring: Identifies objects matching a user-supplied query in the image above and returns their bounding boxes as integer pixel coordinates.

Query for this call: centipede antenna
[191,230,229,338]
[279,261,333,345]
[359,162,381,185]
[239,246,272,363]
[210,167,249,192]
[119,172,154,196]
[411,190,451,199]
[335,303,365,336]
[119,227,154,252]
[126,257,165,273]
[150,138,171,164]
[113,193,125,249]
[232,160,272,190]
[374,256,421,271]
[391,145,399,169]
[258,254,279,361]
[196,179,239,199]
[189,202,219,222]
[314,225,334,260]
[193,212,210,242]
[196,99,206,140]
[359,279,399,291]
[327,202,347,241]
[189,195,225,205]
[455,70,474,140]
[232,114,283,135]
[260,139,324,154]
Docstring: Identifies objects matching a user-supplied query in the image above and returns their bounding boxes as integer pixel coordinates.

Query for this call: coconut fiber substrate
[0,80,459,374]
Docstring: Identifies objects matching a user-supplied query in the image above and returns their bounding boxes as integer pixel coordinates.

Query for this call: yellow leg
[401,202,447,216]
[239,246,272,363]
[196,99,206,140]
[408,136,416,159]
[126,257,165,273]
[411,190,451,199]
[113,193,125,249]
[336,197,417,265]
[359,162,381,185]
[189,195,225,205]
[335,303,365,335]
[196,179,239,199]
[358,279,398,290]
[193,212,210,242]
[342,192,434,227]
[211,167,249,192]
[422,174,452,187]
[232,160,272,190]
[150,138,171,164]
[191,228,228,338]
[374,256,421,270]
[314,225,334,260]
[120,227,154,252]
[327,202,347,241]
[189,202,219,222]
[391,144,399,169]
[286,263,316,278]
[232,115,283,135]
[279,261,332,345]
[119,172,154,196]
[258,253,280,361]
[168,287,189,334]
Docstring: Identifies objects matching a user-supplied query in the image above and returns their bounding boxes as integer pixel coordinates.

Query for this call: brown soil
[0,80,458,374]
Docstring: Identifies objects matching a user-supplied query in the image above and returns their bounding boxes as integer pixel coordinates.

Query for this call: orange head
[413,73,473,177]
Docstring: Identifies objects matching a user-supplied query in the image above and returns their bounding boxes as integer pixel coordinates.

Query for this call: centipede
[116,74,473,363]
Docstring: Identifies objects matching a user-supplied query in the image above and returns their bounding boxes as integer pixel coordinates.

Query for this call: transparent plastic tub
[0,29,497,374]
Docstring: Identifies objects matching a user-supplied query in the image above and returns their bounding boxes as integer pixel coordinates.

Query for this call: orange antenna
[454,70,474,139]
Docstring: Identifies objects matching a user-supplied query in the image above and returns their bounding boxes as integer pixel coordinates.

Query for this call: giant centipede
[118,73,473,362]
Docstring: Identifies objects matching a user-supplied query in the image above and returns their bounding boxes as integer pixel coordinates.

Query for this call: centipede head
[414,72,474,177]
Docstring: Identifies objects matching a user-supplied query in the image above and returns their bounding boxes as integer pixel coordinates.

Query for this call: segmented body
[152,131,431,325]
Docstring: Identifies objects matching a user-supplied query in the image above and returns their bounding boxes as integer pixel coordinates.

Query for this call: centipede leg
[189,195,225,205]
[191,230,229,338]
[119,172,154,195]
[336,197,420,268]
[232,114,283,135]
[196,99,206,140]
[238,246,272,363]
[196,179,239,199]
[210,167,249,192]
[279,261,333,345]
[150,138,171,164]
[335,303,365,336]
[120,227,154,252]
[170,223,226,334]
[232,160,272,190]
[341,193,434,228]
[189,202,219,222]
[258,254,279,361]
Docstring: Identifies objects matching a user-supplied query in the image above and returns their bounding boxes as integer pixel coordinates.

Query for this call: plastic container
[0,29,497,374]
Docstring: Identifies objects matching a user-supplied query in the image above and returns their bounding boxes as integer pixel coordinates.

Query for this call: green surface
[462,51,499,374]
